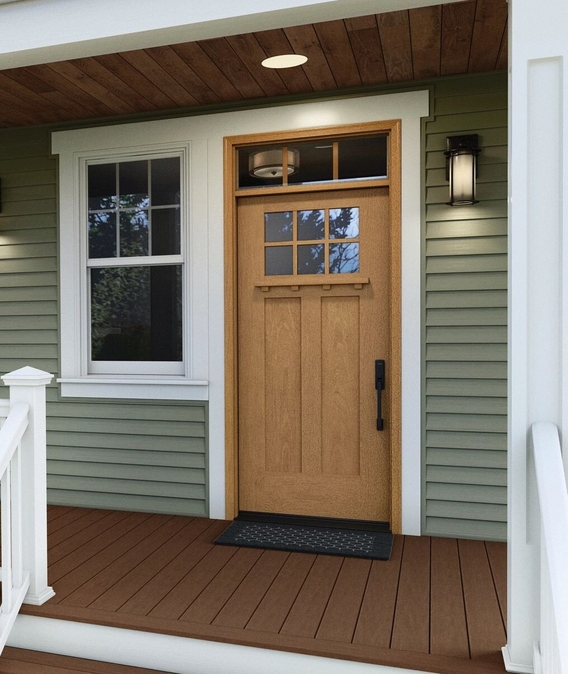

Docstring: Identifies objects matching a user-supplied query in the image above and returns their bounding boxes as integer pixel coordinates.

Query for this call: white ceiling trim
[0,0,467,70]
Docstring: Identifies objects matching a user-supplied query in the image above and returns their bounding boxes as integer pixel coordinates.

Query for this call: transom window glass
[264,207,360,276]
[237,134,387,189]
[87,157,183,368]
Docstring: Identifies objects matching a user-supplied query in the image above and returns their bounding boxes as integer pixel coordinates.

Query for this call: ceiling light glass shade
[261,54,308,69]
[445,135,480,206]
[249,149,300,178]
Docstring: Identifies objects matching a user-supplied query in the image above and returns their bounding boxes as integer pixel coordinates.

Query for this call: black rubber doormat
[214,520,393,560]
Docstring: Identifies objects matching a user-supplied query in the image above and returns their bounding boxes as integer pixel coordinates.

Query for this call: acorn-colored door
[237,188,392,522]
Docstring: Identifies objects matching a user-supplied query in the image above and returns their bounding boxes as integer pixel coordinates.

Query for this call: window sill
[57,378,209,401]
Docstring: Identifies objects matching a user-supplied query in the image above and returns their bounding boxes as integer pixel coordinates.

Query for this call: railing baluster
[11,444,23,589]
[1,465,12,615]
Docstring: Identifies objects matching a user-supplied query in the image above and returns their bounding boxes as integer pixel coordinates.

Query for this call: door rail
[531,421,568,674]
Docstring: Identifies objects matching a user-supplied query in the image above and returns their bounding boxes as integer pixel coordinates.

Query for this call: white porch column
[1,367,54,605]
[506,0,568,671]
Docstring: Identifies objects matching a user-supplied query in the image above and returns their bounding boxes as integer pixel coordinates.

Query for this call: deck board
[279,554,343,638]
[213,549,289,629]
[391,535,431,653]
[244,552,315,633]
[19,507,508,674]
[459,539,507,663]
[352,533,403,648]
[0,647,173,674]
[430,536,470,658]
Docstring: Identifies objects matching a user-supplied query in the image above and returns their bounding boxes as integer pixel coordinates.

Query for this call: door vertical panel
[264,297,302,473]
[321,295,361,477]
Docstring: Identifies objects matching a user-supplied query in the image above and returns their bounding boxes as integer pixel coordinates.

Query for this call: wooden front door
[237,188,392,522]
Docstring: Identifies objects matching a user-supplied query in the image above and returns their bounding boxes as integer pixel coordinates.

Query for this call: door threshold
[236,511,390,533]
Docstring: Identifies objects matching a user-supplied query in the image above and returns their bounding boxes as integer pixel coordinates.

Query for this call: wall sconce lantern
[445,134,481,206]
[249,149,300,179]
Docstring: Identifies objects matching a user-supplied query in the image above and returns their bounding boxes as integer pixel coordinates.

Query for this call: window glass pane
[329,243,359,273]
[91,265,182,362]
[329,207,359,239]
[151,157,180,206]
[89,212,116,258]
[120,210,149,256]
[288,141,333,185]
[298,244,325,274]
[265,211,293,242]
[152,208,180,255]
[265,246,292,275]
[119,161,149,208]
[298,209,325,240]
[88,163,116,210]
[338,136,387,180]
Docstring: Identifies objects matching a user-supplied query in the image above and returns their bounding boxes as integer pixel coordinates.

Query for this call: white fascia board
[0,0,463,70]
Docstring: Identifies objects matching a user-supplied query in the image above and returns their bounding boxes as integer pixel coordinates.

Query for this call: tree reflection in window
[329,243,359,273]
[329,207,359,239]
[298,209,325,240]
[298,244,325,274]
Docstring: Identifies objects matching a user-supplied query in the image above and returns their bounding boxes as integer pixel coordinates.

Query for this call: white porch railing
[531,422,568,674]
[0,367,54,654]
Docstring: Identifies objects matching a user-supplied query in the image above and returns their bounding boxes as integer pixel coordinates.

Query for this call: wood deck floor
[0,647,174,674]
[19,507,507,674]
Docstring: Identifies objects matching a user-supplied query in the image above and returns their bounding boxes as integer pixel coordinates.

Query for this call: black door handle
[375,360,385,431]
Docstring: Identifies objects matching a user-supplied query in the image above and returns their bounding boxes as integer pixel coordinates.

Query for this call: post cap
[2,367,54,387]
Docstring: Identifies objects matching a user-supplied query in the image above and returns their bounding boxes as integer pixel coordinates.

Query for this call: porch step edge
[8,614,428,674]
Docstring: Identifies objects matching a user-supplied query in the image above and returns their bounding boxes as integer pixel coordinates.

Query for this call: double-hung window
[87,156,183,375]
[53,122,208,400]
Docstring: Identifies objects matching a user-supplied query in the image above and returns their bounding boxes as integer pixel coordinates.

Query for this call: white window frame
[53,123,209,400]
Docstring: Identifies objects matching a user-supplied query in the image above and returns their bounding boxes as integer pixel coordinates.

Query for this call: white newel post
[506,0,568,672]
[1,367,54,605]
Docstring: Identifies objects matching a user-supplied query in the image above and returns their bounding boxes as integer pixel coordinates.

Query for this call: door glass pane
[298,209,325,240]
[330,207,359,239]
[151,157,180,206]
[265,211,293,242]
[265,246,293,275]
[91,265,182,362]
[88,163,116,211]
[120,210,149,256]
[152,208,180,255]
[119,161,149,208]
[329,243,359,274]
[89,212,116,259]
[298,244,325,274]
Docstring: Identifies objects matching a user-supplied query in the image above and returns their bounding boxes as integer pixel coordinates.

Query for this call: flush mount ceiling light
[445,134,481,206]
[249,149,300,179]
[261,54,308,69]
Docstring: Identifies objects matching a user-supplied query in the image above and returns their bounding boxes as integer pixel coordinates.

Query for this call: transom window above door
[264,207,360,275]
[237,134,388,190]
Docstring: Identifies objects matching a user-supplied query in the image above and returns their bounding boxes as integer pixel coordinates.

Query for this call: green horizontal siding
[423,72,508,541]
[0,126,208,518]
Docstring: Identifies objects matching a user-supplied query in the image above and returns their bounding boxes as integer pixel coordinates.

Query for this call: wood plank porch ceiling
[0,0,507,129]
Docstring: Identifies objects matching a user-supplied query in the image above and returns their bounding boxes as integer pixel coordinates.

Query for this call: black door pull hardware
[375,360,385,431]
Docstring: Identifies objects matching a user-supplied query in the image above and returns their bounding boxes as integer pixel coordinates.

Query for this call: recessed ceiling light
[261,54,308,69]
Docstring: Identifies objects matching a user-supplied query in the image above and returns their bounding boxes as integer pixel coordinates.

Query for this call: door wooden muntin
[237,188,392,522]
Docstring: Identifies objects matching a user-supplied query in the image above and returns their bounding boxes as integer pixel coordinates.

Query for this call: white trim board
[9,615,433,674]
[53,90,428,534]
[0,0,460,70]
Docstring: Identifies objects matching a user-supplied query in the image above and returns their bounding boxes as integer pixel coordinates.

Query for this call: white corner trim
[502,645,535,674]
[9,615,433,674]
